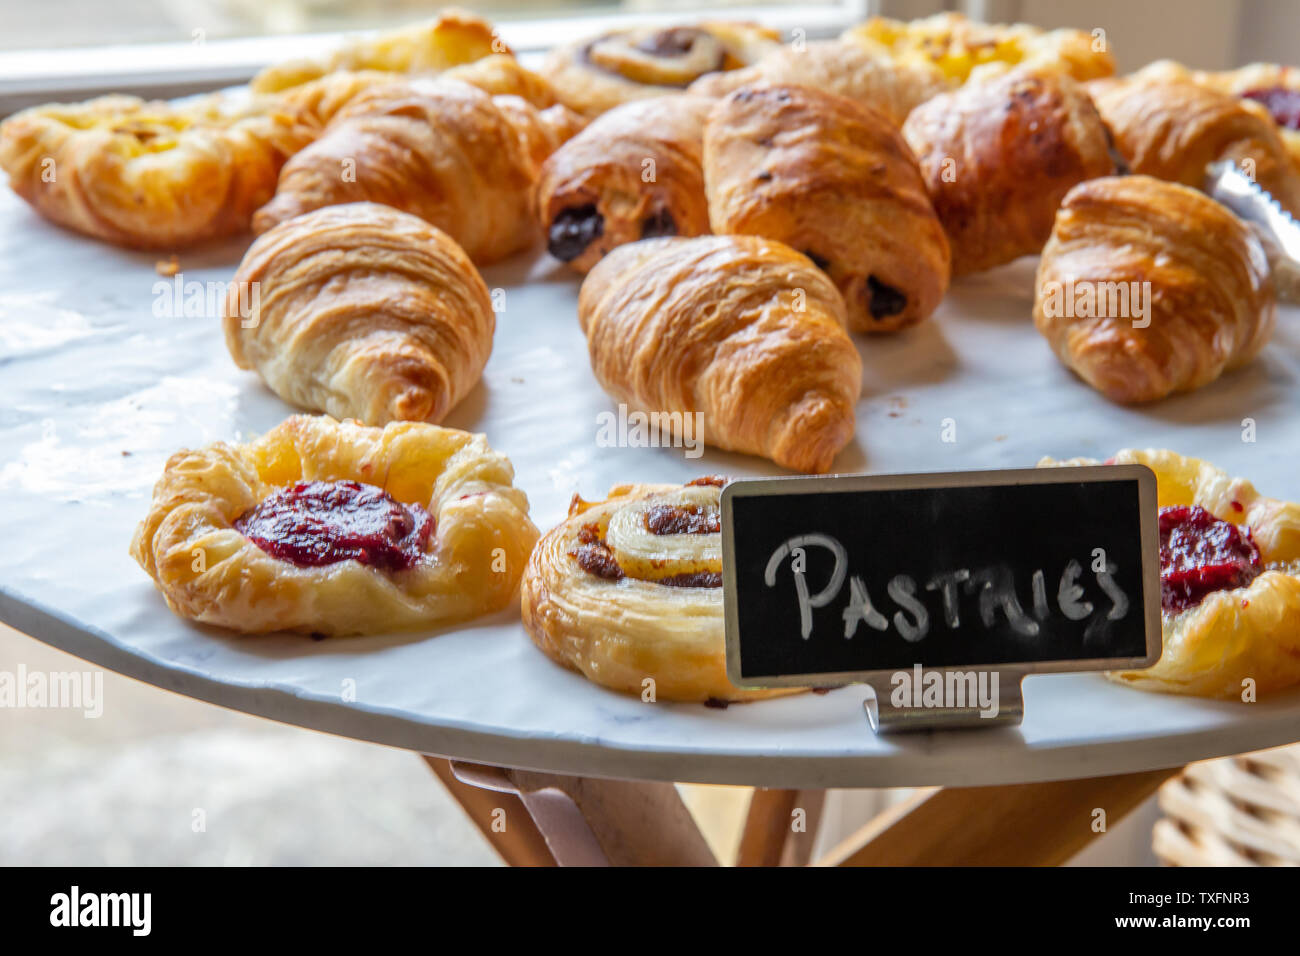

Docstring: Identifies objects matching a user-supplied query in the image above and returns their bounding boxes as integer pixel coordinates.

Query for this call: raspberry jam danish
[131,415,538,636]
[521,479,796,702]
[1041,450,1300,698]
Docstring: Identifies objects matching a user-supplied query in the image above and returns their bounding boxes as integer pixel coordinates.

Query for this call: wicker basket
[1154,743,1300,866]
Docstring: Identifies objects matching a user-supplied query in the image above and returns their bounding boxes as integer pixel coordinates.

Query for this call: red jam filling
[1159,505,1262,613]
[235,480,433,571]
[1242,86,1300,130]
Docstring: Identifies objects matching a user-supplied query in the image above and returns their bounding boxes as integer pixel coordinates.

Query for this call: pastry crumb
[155,255,180,277]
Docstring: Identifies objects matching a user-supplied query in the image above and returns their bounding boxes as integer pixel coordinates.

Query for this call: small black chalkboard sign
[721,466,1161,691]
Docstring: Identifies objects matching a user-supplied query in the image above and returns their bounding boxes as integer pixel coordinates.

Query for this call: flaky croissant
[0,92,299,249]
[688,40,951,126]
[250,9,506,93]
[1034,176,1275,403]
[536,94,713,273]
[253,79,584,265]
[703,84,949,333]
[1088,76,1300,217]
[578,235,861,474]
[902,68,1116,275]
[225,203,493,427]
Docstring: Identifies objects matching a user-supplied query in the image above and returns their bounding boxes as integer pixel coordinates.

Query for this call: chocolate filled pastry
[1034,176,1274,404]
[0,93,300,249]
[1040,450,1300,699]
[903,68,1115,275]
[225,203,494,427]
[535,95,713,273]
[252,79,584,265]
[131,414,538,636]
[250,10,507,93]
[578,235,861,474]
[703,84,949,332]
[521,479,797,702]
[541,21,780,118]
[1088,76,1300,217]
[688,39,951,125]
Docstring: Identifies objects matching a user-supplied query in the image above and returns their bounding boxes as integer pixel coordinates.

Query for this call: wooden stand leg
[422,756,557,866]
[817,768,1179,867]
[736,789,827,866]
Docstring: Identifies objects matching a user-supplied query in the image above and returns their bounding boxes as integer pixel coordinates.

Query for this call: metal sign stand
[862,669,1027,733]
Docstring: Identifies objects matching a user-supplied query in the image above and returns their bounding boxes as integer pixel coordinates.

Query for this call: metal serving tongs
[1204,160,1300,303]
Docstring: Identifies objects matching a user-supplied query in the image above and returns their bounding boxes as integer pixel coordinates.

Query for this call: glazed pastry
[703,84,949,332]
[1088,77,1300,217]
[225,203,493,427]
[902,68,1116,275]
[843,12,1115,86]
[131,414,538,636]
[535,95,713,273]
[0,93,300,249]
[1040,450,1300,699]
[541,21,780,118]
[578,235,861,474]
[521,479,795,702]
[689,39,951,125]
[1034,176,1274,404]
[250,10,506,93]
[253,79,583,264]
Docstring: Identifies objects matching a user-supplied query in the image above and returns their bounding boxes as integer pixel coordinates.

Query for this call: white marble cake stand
[2,189,1299,794]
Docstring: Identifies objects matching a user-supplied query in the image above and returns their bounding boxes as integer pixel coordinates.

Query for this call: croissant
[1039,449,1300,699]
[703,84,949,333]
[1088,77,1300,217]
[521,479,797,702]
[535,94,713,273]
[1033,175,1275,403]
[688,40,951,125]
[541,21,780,118]
[131,414,538,636]
[250,9,507,93]
[253,79,584,265]
[902,68,1116,275]
[578,235,861,474]
[225,203,493,427]
[0,92,299,249]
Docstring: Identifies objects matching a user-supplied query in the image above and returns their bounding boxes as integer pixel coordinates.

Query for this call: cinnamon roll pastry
[1034,176,1275,403]
[536,95,713,273]
[521,479,795,702]
[131,414,538,636]
[578,235,861,474]
[703,84,949,332]
[1039,450,1300,699]
[902,68,1116,275]
[688,40,951,125]
[225,203,493,427]
[843,12,1115,86]
[1088,77,1300,217]
[250,9,506,93]
[0,92,299,249]
[541,21,781,118]
[253,79,583,264]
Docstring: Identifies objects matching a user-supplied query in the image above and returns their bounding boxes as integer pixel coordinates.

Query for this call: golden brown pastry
[541,21,780,118]
[521,478,796,702]
[1034,175,1275,404]
[843,11,1115,86]
[253,79,583,265]
[131,414,538,636]
[688,39,951,125]
[250,9,507,93]
[535,94,713,273]
[902,68,1116,275]
[578,235,861,474]
[1040,450,1300,699]
[703,84,949,333]
[1088,76,1300,217]
[0,93,300,249]
[225,203,493,427]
